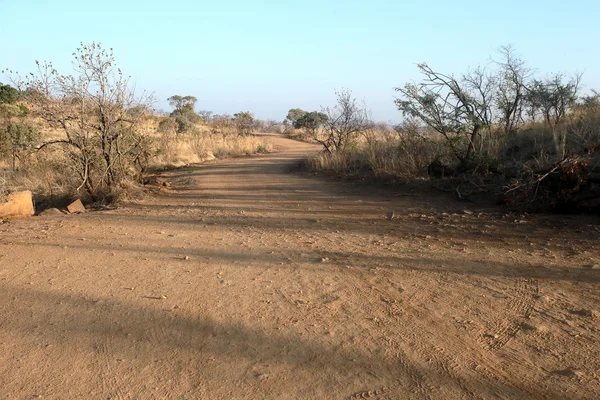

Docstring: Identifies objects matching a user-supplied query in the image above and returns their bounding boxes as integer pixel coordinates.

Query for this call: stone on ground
[67,199,86,214]
[0,191,35,218]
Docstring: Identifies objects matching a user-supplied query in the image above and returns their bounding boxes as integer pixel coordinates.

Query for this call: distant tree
[197,110,213,121]
[0,83,19,105]
[319,90,373,153]
[296,111,328,136]
[284,108,327,135]
[252,119,266,132]
[286,108,307,127]
[263,119,285,133]
[577,90,600,110]
[168,95,201,133]
[234,111,254,135]
[209,114,235,134]
[168,95,197,112]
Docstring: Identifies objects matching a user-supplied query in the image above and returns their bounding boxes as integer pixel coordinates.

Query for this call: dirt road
[1,134,600,399]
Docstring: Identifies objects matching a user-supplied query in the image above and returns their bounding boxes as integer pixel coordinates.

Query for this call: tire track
[336,247,543,399]
[95,340,127,400]
[481,278,540,350]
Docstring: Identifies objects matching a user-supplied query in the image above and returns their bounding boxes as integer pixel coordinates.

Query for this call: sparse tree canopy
[525,73,581,126]
[395,63,495,166]
[5,42,153,198]
[525,73,581,157]
[209,114,235,134]
[395,48,585,167]
[319,90,373,153]
[295,111,328,135]
[493,45,532,135]
[198,110,213,121]
[168,95,201,133]
[285,108,328,136]
[262,119,284,133]
[286,108,307,126]
[168,95,197,112]
[234,111,254,136]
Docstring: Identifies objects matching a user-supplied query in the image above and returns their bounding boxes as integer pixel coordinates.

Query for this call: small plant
[256,142,271,154]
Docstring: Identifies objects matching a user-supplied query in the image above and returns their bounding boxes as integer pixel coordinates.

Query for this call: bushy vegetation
[3,43,598,213]
[168,95,202,134]
[307,47,600,213]
[0,83,19,105]
[233,111,255,136]
[0,44,273,205]
[150,121,273,169]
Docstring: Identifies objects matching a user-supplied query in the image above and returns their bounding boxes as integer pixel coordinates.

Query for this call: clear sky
[1,0,598,122]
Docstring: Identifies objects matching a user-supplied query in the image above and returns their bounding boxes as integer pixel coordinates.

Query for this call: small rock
[203,151,216,161]
[67,199,86,214]
[39,208,65,216]
[184,256,190,261]
[463,209,473,215]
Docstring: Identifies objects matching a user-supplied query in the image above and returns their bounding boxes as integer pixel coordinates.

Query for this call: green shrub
[0,83,19,105]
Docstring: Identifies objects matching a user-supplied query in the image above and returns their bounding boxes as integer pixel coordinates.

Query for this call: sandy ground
[1,134,600,399]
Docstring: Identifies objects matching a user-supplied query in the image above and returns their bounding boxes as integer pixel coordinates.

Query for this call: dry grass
[307,109,600,212]
[147,122,273,170]
[285,128,316,143]
[0,115,274,205]
[307,130,445,182]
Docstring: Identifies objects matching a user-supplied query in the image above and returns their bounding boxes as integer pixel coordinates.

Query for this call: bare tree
[197,110,213,121]
[493,45,532,135]
[5,42,153,197]
[209,114,235,135]
[319,90,373,154]
[262,119,285,134]
[526,73,582,157]
[395,63,494,167]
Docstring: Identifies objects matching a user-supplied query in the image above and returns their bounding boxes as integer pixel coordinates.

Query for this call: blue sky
[1,0,598,122]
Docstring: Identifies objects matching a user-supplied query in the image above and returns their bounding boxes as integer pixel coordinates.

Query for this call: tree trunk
[463,125,480,166]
